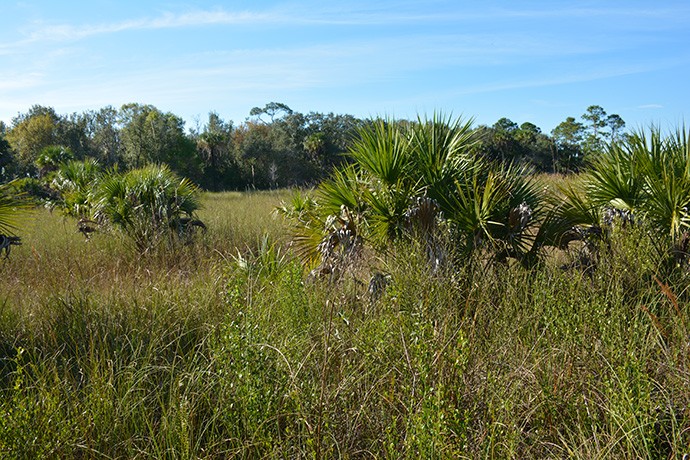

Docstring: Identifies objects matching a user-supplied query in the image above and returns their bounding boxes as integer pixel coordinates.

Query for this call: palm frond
[94,164,202,251]
[407,112,476,188]
[348,118,411,187]
[316,165,365,216]
[0,182,30,235]
[585,142,643,211]
[534,184,601,250]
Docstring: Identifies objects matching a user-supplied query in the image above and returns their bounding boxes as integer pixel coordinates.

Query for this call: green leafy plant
[34,145,75,178]
[50,158,103,218]
[0,182,29,236]
[94,164,202,251]
[281,113,548,271]
[551,127,690,268]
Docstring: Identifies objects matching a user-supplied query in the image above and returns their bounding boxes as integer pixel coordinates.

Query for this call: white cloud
[15,2,689,46]
[0,72,43,91]
[637,104,663,109]
[26,10,276,43]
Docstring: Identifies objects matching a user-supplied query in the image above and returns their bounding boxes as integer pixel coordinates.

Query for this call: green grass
[0,187,688,458]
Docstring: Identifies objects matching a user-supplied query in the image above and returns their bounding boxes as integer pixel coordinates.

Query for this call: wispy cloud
[2,1,688,127]
[638,104,664,109]
[26,10,277,42]
[388,57,683,107]
[13,2,690,46]
[0,72,43,91]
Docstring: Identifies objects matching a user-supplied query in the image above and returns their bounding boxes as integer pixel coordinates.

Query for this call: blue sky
[1,1,689,132]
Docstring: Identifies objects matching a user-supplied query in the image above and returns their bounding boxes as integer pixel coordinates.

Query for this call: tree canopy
[1,102,626,191]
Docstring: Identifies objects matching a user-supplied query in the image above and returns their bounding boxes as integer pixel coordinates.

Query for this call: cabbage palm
[587,127,690,240]
[275,189,323,266]
[345,114,479,248]
[51,158,102,217]
[407,112,476,209]
[94,164,201,251]
[348,118,412,188]
[585,141,644,211]
[446,162,543,263]
[35,145,74,177]
[541,126,690,267]
[633,127,690,242]
[281,113,546,270]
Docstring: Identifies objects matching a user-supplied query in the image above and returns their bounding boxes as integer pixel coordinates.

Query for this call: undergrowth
[0,191,688,458]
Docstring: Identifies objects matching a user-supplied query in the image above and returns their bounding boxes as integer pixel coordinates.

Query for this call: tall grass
[0,188,688,458]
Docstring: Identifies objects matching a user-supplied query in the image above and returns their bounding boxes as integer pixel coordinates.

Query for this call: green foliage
[83,106,120,166]
[629,128,690,242]
[551,116,585,172]
[34,145,75,177]
[0,182,30,235]
[3,177,55,204]
[5,106,60,174]
[447,162,541,260]
[534,126,690,273]
[194,112,237,190]
[94,164,202,251]
[118,103,201,179]
[476,118,552,171]
[476,117,558,172]
[1,191,690,457]
[408,113,476,197]
[282,113,546,269]
[586,141,644,211]
[51,158,102,217]
[2,102,364,189]
[583,127,690,261]
[349,118,412,187]
[249,101,293,123]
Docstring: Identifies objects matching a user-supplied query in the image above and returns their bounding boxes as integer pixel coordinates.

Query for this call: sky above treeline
[1,1,689,132]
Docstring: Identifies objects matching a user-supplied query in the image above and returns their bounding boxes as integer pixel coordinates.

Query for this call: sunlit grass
[0,184,688,458]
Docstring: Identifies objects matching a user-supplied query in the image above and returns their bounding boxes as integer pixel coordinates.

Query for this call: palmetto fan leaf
[586,142,644,211]
[453,170,506,229]
[445,168,510,257]
[408,112,476,189]
[282,113,553,270]
[634,128,690,241]
[534,184,601,250]
[348,118,411,187]
[95,174,134,230]
[407,113,477,214]
[94,164,201,251]
[642,170,690,240]
[362,179,419,247]
[0,182,30,235]
[52,158,103,218]
[585,126,690,245]
[276,190,327,267]
[444,161,542,261]
[316,165,366,216]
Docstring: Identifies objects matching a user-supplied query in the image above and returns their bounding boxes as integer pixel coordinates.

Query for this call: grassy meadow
[0,186,689,459]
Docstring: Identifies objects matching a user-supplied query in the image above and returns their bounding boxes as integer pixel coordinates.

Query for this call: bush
[94,164,202,251]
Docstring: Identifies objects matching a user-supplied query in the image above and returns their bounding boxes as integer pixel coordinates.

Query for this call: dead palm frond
[0,234,21,259]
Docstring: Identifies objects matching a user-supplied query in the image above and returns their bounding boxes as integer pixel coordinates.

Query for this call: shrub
[280,114,546,272]
[94,164,202,252]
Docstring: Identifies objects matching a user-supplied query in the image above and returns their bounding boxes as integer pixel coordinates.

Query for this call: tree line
[474,105,626,173]
[0,103,625,190]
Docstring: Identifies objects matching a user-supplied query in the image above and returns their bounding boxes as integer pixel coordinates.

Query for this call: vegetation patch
[1,111,690,457]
